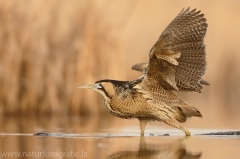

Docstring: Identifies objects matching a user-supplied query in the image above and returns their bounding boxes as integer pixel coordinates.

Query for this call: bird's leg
[160,117,191,136]
[173,124,191,136]
[172,123,191,136]
[182,128,191,136]
[138,119,148,136]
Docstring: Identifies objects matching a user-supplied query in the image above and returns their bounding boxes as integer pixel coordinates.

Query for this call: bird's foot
[184,129,191,136]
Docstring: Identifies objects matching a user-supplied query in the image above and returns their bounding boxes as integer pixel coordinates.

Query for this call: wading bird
[78,8,209,136]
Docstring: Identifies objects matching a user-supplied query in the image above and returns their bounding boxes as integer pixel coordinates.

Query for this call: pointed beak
[77,84,95,89]
[77,84,102,90]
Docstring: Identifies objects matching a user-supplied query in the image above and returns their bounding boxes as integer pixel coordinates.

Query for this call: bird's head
[78,80,123,101]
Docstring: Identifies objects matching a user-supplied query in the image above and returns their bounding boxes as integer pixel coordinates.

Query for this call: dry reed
[0,0,135,115]
[1,0,240,123]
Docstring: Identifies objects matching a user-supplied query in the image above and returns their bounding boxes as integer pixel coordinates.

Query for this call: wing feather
[141,7,209,93]
[132,63,148,74]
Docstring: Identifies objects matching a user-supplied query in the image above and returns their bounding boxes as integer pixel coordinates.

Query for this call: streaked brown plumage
[78,8,209,136]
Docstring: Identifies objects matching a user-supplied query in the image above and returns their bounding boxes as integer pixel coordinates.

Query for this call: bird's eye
[95,83,103,89]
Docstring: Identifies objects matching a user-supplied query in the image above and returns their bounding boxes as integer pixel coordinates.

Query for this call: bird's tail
[180,103,202,118]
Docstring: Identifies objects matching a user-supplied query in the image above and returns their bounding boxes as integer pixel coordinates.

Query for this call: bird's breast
[104,92,152,119]
[104,101,133,119]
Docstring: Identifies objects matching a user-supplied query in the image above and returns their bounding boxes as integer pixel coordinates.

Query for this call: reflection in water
[1,115,239,159]
[108,137,202,159]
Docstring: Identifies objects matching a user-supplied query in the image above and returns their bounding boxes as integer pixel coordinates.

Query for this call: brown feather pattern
[80,8,209,136]
[133,7,208,93]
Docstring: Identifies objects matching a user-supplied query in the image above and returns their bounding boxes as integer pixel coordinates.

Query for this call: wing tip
[131,63,141,71]
[131,63,148,74]
[180,7,203,16]
[200,79,210,86]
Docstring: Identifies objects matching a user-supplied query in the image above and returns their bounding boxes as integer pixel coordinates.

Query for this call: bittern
[78,8,209,136]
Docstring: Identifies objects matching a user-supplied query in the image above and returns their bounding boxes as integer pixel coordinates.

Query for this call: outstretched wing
[132,63,209,86]
[143,8,208,93]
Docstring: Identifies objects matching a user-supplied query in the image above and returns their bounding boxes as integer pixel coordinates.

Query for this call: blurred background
[0,0,240,134]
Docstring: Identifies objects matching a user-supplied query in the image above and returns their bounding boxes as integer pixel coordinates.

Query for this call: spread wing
[133,8,209,93]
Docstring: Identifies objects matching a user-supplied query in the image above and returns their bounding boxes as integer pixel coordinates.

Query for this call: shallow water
[0,133,240,159]
[0,116,239,159]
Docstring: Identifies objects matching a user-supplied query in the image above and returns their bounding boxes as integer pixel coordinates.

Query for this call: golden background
[0,0,240,130]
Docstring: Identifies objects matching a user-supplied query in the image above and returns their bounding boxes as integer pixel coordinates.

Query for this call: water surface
[0,116,239,159]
